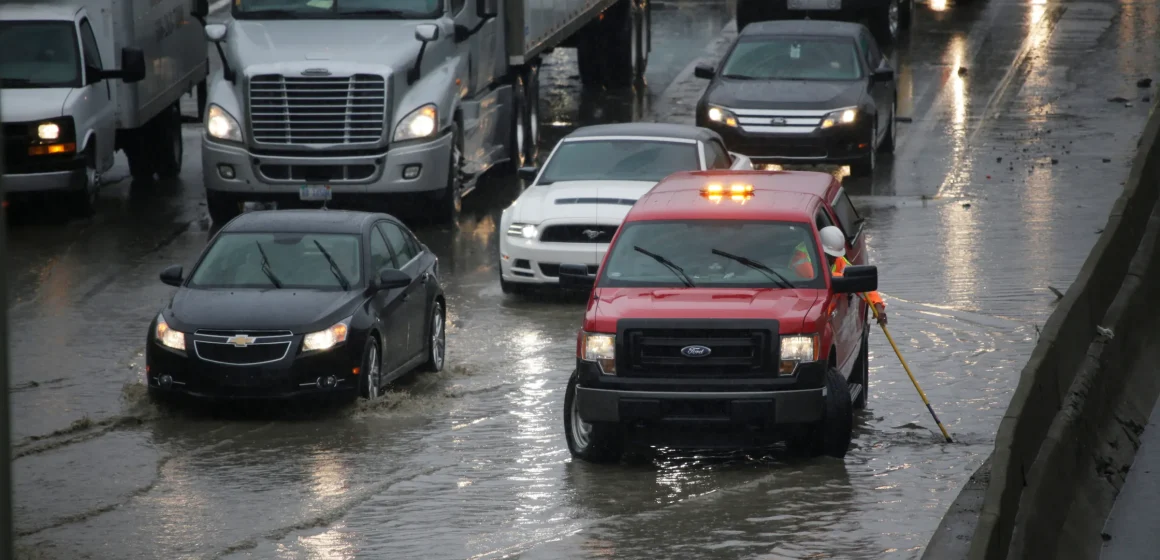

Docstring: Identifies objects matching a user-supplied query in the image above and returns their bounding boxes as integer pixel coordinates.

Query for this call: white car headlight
[706,105,738,127]
[206,104,243,142]
[581,332,616,375]
[506,223,538,239]
[303,317,352,352]
[779,334,817,374]
[820,108,858,129]
[394,104,438,141]
[155,314,186,351]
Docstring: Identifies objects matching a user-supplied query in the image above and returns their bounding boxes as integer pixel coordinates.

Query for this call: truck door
[828,187,869,375]
[77,16,117,172]
[817,208,855,376]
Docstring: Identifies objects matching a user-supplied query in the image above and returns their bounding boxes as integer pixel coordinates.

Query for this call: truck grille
[248,74,386,145]
[621,327,776,378]
[539,224,618,243]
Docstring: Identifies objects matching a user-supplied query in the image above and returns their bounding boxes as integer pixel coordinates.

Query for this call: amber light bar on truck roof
[702,182,754,203]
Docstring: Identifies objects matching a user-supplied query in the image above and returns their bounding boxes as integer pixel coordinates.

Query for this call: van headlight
[155,315,187,351]
[581,332,616,375]
[303,317,352,352]
[206,104,243,142]
[820,108,858,129]
[394,104,438,141]
[779,334,817,374]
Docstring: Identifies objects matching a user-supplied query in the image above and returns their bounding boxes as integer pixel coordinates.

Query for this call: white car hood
[510,180,658,223]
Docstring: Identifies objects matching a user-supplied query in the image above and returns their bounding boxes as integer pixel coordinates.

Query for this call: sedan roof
[740,19,866,39]
[222,210,381,234]
[564,123,721,143]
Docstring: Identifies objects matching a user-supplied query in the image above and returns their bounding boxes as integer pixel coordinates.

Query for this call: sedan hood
[226,19,422,69]
[164,288,360,333]
[588,287,822,333]
[512,181,657,222]
[0,88,72,122]
[705,78,867,111]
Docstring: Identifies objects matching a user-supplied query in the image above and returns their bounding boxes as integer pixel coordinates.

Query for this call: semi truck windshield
[233,0,442,18]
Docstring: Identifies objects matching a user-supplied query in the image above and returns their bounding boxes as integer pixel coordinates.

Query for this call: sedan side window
[370,225,395,272]
[379,222,418,266]
[860,31,882,68]
[704,141,731,169]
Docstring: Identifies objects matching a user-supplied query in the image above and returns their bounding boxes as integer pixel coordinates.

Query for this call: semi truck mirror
[191,0,210,18]
[116,48,147,83]
[205,23,227,43]
[477,0,498,18]
[831,265,878,294]
[415,24,440,42]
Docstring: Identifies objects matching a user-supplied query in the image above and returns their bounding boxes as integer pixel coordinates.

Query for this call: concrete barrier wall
[967,97,1160,559]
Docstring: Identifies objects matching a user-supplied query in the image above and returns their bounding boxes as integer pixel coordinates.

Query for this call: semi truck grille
[248,74,386,145]
[621,327,775,378]
[539,224,618,243]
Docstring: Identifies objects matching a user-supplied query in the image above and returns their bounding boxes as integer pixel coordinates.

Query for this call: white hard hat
[819,226,846,258]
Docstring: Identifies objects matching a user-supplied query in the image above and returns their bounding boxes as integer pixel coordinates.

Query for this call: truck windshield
[721,36,862,81]
[537,140,701,184]
[189,233,362,290]
[233,0,442,18]
[598,220,826,289]
[0,21,82,89]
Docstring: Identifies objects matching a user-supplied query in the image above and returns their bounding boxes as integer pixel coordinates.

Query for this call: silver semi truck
[0,0,209,217]
[201,0,651,224]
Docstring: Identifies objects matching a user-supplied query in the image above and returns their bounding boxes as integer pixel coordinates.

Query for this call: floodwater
[7,0,1160,558]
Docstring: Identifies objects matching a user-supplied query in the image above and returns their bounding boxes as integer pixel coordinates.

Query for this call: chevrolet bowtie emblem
[226,335,257,347]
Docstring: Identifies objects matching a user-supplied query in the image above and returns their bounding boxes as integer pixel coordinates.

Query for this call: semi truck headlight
[506,223,538,239]
[581,332,616,375]
[820,108,858,129]
[303,318,351,352]
[706,105,738,127]
[394,104,438,141]
[206,104,242,142]
[779,334,817,374]
[155,315,187,351]
[38,123,61,140]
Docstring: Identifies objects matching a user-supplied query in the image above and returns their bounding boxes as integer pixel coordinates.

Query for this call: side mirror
[477,0,498,18]
[517,167,539,182]
[415,23,439,42]
[831,265,878,294]
[558,264,596,290]
[205,23,227,43]
[873,68,894,83]
[375,268,412,290]
[99,47,146,84]
[694,63,715,80]
[191,0,210,18]
[160,265,184,287]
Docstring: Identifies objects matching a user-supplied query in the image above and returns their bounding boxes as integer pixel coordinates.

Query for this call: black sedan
[694,20,897,178]
[146,210,446,401]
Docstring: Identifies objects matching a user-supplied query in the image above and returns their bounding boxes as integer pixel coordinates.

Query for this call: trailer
[200,0,651,225]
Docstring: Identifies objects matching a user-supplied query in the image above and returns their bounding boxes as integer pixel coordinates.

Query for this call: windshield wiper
[634,246,695,288]
[313,240,351,291]
[721,74,758,80]
[711,248,794,289]
[254,242,284,289]
[339,8,411,17]
[233,9,307,19]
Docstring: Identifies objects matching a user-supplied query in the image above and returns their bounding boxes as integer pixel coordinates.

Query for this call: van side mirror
[102,47,146,83]
[558,264,596,290]
[191,0,210,18]
[477,0,498,18]
[872,68,894,83]
[160,265,184,287]
[415,23,439,42]
[517,167,539,182]
[831,265,877,294]
[205,23,227,43]
[374,268,412,290]
[694,64,715,80]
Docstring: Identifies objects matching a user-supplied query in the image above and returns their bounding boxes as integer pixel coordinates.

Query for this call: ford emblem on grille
[226,335,256,347]
[680,345,712,358]
[770,117,787,126]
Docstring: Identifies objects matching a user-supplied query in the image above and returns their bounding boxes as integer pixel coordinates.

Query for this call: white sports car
[498,123,754,292]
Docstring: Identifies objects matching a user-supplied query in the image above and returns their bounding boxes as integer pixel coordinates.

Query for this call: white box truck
[201,0,652,225]
[1,0,209,217]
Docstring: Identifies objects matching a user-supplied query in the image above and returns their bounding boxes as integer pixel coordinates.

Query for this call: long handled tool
[870,304,954,443]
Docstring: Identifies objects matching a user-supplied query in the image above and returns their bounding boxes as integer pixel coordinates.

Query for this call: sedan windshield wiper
[711,248,794,289]
[633,246,695,288]
[233,9,308,19]
[313,240,351,291]
[254,242,284,289]
[721,74,758,80]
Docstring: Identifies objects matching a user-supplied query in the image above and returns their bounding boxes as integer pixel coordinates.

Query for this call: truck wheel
[206,190,241,224]
[68,150,100,218]
[789,367,853,458]
[524,62,541,163]
[605,0,641,88]
[564,369,624,463]
[852,330,870,409]
[196,73,208,121]
[870,0,902,45]
[430,124,463,226]
[154,103,184,180]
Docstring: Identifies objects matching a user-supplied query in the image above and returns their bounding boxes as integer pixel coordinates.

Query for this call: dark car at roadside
[146,210,446,402]
[694,20,898,178]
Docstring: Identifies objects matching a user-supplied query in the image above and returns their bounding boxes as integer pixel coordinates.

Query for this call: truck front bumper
[201,132,453,196]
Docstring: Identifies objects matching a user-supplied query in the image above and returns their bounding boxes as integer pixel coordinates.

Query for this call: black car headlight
[26,117,77,156]
[302,317,352,352]
[820,108,859,129]
[705,105,739,128]
[155,314,188,351]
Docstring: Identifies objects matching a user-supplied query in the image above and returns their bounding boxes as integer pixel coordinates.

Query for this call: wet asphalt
[6,0,1160,558]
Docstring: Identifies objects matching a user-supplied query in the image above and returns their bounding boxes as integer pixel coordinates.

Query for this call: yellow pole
[870,304,954,443]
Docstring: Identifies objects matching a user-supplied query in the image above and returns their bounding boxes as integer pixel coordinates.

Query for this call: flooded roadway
[7,0,1160,558]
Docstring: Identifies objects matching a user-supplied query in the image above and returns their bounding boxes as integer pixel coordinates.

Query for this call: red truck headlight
[779,334,818,374]
[580,332,616,375]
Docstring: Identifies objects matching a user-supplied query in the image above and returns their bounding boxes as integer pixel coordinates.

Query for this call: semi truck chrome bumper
[201,132,453,195]
[1,169,86,193]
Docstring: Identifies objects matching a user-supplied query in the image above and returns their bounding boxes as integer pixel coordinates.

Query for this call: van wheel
[124,131,155,182]
[154,103,184,179]
[564,369,624,463]
[789,367,853,458]
[852,330,870,409]
[68,150,100,218]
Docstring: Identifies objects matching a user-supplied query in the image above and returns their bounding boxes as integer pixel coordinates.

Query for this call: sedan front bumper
[702,118,875,166]
[499,231,605,286]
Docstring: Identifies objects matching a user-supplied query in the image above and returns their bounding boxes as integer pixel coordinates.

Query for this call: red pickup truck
[559,170,878,462]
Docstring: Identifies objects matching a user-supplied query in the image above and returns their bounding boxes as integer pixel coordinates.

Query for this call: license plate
[788,0,840,9]
[299,185,332,201]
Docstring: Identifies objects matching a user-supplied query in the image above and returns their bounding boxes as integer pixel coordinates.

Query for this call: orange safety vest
[790,242,815,279]
[831,256,884,306]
